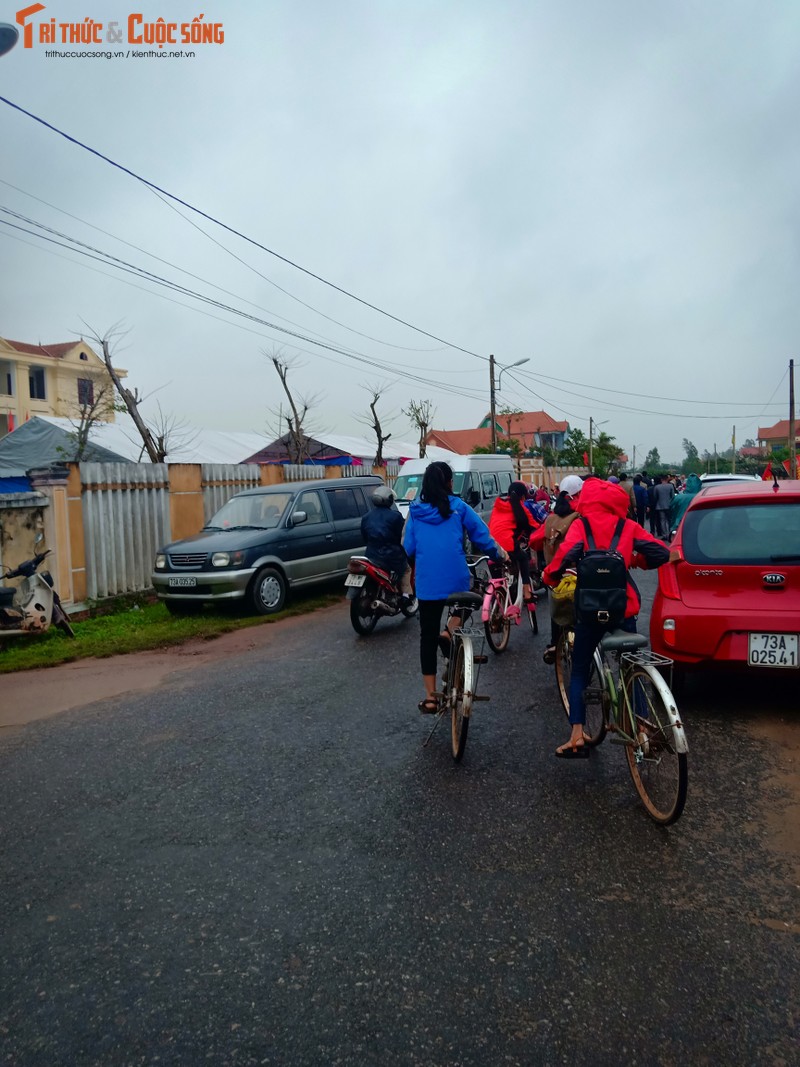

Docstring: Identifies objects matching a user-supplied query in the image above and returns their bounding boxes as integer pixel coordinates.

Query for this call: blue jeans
[567,616,637,726]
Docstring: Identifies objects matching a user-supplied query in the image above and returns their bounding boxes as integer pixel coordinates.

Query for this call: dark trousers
[418,599,447,676]
[568,616,637,725]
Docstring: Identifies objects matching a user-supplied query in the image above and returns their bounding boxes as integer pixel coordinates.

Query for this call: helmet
[372,485,396,508]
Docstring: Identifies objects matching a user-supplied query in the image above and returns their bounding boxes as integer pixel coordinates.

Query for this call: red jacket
[488,496,534,553]
[542,478,669,618]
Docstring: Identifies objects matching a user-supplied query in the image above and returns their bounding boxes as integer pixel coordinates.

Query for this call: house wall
[0,494,48,578]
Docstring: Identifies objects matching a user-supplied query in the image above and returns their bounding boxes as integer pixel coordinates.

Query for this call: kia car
[650,480,800,677]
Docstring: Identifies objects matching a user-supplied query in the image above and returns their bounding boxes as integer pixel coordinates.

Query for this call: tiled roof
[4,339,84,359]
[757,419,799,441]
[426,428,494,453]
[481,410,569,434]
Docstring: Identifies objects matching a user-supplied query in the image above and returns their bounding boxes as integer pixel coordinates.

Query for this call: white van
[392,454,516,520]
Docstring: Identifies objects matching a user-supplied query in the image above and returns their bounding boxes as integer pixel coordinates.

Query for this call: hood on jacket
[683,473,702,495]
[575,477,630,521]
[409,498,450,526]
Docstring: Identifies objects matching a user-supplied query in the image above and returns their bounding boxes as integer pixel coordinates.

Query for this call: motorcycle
[0,547,75,638]
[344,555,418,635]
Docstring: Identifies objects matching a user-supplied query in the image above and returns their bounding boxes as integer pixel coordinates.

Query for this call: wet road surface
[1,573,798,1064]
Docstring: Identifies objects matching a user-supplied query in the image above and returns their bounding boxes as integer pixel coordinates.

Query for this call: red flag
[6,412,13,432]
[783,459,793,477]
[583,451,589,465]
[761,462,772,481]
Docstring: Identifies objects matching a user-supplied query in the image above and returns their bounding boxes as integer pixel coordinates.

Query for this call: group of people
[361,462,671,759]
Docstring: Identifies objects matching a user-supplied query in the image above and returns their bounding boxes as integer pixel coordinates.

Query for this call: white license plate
[345,573,366,587]
[748,632,799,668]
[168,576,197,588]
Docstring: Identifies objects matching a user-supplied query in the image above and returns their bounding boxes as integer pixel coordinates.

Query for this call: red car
[650,479,800,677]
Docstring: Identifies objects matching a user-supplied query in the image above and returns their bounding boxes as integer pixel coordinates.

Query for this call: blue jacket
[403,496,502,600]
[361,506,407,574]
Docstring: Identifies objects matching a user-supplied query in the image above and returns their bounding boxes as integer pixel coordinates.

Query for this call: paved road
[1,575,798,1065]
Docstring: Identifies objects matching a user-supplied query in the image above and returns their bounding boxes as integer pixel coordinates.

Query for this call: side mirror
[291,510,308,526]
[34,532,45,545]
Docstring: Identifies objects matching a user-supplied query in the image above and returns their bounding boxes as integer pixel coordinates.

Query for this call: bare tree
[267,351,319,464]
[58,370,117,462]
[357,383,393,467]
[403,399,436,459]
[84,324,167,463]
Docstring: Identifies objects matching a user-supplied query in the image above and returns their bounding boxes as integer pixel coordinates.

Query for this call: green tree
[558,428,589,466]
[681,439,703,475]
[644,447,663,472]
[592,431,624,476]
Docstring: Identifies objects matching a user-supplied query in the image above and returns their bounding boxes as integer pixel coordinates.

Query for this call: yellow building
[0,337,126,437]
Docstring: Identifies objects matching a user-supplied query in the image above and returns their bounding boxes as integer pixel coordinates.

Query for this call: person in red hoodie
[542,477,669,758]
[488,480,538,604]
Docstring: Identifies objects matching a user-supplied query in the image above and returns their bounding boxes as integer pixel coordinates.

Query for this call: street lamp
[489,355,530,454]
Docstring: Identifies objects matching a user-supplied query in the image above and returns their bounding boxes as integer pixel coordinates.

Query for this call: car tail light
[348,559,368,574]
[659,546,683,601]
[661,617,676,647]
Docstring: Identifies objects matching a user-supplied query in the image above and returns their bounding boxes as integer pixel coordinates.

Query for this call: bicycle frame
[593,646,687,756]
[480,563,523,624]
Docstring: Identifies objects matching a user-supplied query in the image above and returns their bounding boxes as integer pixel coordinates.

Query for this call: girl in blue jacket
[403,461,506,713]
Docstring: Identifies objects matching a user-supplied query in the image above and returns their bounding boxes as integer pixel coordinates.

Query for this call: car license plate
[748,632,799,668]
[345,573,366,587]
[168,576,197,588]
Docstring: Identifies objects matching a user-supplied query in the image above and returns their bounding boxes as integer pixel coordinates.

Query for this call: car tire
[249,566,286,615]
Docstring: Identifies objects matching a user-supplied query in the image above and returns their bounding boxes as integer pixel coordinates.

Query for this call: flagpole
[789,359,796,479]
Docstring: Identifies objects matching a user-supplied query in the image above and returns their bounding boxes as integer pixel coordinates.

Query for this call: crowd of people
[360,463,694,755]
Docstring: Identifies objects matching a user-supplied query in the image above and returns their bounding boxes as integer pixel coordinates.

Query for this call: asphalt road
[1,573,798,1065]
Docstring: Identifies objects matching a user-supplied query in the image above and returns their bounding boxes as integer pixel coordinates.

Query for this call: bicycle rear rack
[620,649,674,669]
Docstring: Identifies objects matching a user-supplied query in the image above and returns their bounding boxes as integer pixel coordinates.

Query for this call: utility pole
[632,445,636,472]
[790,359,797,479]
[714,443,718,473]
[589,416,593,472]
[731,425,736,473]
[489,353,497,454]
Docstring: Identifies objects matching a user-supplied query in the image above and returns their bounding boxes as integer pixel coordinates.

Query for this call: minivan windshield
[682,502,800,565]
[394,472,469,503]
[207,492,293,530]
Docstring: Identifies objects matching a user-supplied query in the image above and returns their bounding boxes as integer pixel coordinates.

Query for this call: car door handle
[326,534,334,541]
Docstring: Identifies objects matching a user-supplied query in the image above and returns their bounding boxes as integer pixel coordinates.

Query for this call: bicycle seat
[599,630,649,653]
[446,591,484,610]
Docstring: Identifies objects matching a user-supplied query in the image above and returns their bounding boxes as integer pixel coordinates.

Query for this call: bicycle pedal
[473,654,488,664]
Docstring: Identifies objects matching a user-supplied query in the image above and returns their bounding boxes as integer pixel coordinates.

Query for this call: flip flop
[555,738,590,759]
[542,645,557,665]
[418,697,439,715]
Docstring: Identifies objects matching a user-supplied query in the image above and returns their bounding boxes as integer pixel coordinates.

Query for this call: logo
[694,569,723,577]
[763,573,786,586]
[14,4,224,49]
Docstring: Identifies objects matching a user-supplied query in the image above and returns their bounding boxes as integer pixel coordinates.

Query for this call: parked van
[392,454,515,520]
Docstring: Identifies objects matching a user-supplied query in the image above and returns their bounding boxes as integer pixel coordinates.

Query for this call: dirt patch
[745,716,800,887]
[0,610,318,732]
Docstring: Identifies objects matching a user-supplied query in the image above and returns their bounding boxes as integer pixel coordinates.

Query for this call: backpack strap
[581,516,597,551]
[582,515,625,552]
[609,517,626,552]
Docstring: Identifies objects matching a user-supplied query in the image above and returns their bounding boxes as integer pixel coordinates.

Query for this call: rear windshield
[393,472,469,502]
[682,502,800,565]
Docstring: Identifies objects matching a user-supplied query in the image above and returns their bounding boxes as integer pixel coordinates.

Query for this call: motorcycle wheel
[350,591,379,635]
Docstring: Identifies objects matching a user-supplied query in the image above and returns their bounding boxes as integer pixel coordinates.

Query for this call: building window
[79,351,88,361]
[29,367,46,400]
[77,378,95,407]
[0,360,13,397]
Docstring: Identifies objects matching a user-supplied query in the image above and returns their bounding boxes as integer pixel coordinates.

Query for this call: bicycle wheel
[450,636,473,762]
[483,589,510,654]
[623,667,688,825]
[554,629,606,747]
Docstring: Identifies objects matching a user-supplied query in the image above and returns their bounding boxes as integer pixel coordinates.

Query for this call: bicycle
[423,557,491,762]
[555,625,688,824]
[481,556,539,654]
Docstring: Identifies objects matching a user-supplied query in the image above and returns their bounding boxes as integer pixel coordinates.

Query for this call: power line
[0,95,486,362]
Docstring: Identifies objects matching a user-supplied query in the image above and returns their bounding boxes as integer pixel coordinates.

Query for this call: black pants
[418,599,447,676]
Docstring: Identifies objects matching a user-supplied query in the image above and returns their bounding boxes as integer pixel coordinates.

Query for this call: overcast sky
[1,0,798,464]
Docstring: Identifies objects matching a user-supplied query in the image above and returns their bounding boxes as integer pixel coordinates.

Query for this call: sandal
[418,696,439,714]
[555,737,590,759]
[542,645,557,665]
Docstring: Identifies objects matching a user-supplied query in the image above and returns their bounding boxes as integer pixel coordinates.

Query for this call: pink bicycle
[481,558,539,654]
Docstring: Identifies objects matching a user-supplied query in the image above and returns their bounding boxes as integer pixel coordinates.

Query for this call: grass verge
[0,592,343,674]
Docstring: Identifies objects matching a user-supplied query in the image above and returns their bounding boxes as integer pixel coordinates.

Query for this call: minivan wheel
[249,567,286,614]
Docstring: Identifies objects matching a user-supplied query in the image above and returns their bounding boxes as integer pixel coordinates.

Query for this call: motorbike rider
[361,485,413,600]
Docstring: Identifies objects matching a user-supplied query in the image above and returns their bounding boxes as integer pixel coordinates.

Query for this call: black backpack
[574,517,628,627]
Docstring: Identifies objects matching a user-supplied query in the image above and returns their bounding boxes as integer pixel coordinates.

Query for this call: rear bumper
[650,602,800,666]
